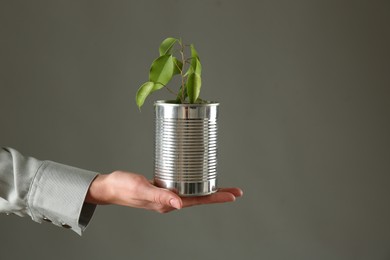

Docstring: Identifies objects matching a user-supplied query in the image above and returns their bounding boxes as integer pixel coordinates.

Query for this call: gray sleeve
[0,147,98,235]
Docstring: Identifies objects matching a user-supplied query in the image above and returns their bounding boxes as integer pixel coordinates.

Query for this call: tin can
[154,101,219,196]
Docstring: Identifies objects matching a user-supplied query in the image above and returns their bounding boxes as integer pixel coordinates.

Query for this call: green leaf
[175,85,187,103]
[149,55,175,86]
[183,45,201,77]
[173,57,183,75]
[184,57,201,77]
[159,37,178,56]
[136,81,154,109]
[186,73,201,103]
[183,67,192,77]
[190,44,199,60]
[191,45,202,74]
[184,59,202,77]
[193,57,202,75]
[152,82,164,92]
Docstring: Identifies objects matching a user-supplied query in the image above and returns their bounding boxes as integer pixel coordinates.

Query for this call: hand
[85,171,243,213]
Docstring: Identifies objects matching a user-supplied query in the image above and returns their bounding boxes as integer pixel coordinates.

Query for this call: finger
[182,191,236,208]
[218,187,243,197]
[144,185,183,209]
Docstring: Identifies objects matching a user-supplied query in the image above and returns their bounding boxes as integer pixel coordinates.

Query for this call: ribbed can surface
[154,101,219,196]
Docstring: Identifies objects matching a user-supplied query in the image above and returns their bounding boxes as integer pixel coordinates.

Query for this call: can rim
[154,100,219,107]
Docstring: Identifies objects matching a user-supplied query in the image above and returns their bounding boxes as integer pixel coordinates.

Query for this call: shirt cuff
[27,160,98,235]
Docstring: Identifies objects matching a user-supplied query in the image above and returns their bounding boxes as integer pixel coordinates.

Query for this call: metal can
[154,100,219,196]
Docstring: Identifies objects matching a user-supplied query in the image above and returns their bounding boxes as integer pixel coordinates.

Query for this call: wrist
[85,173,110,204]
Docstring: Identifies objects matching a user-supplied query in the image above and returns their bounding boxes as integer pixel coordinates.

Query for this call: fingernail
[169,198,181,209]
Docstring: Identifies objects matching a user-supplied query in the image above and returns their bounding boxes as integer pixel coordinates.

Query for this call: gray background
[1,0,389,259]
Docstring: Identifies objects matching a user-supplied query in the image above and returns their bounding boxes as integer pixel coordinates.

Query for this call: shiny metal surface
[154,101,219,196]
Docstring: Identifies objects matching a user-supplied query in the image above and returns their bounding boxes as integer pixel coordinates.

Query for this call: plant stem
[158,82,178,97]
[164,85,178,96]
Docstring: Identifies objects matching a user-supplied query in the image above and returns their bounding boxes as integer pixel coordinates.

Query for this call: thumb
[146,185,182,209]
